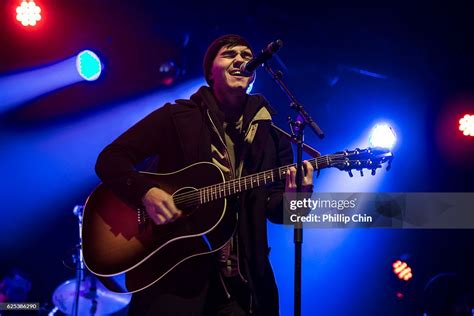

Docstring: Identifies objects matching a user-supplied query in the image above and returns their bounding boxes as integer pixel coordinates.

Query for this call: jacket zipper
[208,109,261,311]
[234,217,248,283]
[207,109,236,300]
[218,270,231,299]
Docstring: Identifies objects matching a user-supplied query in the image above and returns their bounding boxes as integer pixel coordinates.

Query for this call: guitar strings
[172,155,380,207]
[172,157,383,207]
[172,154,350,206]
[172,153,360,206]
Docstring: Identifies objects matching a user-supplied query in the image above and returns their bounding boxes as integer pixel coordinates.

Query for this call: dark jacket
[95,86,293,315]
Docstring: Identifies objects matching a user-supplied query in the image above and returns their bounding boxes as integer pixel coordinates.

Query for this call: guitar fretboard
[173,154,336,208]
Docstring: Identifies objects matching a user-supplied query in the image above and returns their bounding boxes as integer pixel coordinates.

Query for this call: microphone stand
[264,62,324,316]
[72,205,85,316]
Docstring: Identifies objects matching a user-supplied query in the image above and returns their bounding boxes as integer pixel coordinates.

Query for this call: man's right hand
[142,187,182,225]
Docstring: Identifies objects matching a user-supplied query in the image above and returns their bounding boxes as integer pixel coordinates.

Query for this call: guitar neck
[196,154,335,204]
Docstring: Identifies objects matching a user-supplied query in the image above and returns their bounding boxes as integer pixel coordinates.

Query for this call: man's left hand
[285,160,314,192]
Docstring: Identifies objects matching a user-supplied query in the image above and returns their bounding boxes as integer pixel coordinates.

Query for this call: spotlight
[392,260,413,281]
[159,61,180,86]
[369,123,397,149]
[459,114,474,136]
[16,0,41,27]
[76,50,102,81]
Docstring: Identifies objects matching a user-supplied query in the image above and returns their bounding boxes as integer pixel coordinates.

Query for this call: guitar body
[82,162,236,293]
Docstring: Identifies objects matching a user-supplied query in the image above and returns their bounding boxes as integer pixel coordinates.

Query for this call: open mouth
[229,70,248,77]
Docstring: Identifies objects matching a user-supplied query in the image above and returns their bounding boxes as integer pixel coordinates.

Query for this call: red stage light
[393,260,413,281]
[459,114,474,136]
[16,0,41,27]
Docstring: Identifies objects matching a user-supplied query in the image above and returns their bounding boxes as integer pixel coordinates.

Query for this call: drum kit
[50,205,131,315]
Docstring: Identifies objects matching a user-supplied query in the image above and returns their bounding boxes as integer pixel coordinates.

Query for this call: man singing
[96,34,314,315]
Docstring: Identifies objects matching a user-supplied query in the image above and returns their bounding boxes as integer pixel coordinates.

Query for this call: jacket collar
[188,86,276,133]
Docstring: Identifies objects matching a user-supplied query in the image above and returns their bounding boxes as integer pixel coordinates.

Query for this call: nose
[232,53,246,67]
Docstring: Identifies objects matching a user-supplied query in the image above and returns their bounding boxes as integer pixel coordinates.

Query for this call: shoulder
[248,93,277,116]
[146,100,201,119]
[171,99,202,114]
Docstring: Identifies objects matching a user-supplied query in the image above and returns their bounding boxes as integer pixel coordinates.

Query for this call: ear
[208,65,214,85]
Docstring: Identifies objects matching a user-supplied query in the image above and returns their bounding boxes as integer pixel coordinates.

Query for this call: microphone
[240,39,283,75]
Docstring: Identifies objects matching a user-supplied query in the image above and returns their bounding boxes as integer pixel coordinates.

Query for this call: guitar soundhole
[181,205,200,217]
[173,186,200,217]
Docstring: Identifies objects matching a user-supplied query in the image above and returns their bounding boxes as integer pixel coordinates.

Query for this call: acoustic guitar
[82,147,393,293]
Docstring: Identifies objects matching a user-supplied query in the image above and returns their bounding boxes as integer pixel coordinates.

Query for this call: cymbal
[52,276,131,315]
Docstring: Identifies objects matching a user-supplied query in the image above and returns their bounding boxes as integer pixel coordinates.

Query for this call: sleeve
[95,103,173,208]
[265,129,294,224]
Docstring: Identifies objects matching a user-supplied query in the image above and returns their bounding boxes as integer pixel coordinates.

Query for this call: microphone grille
[268,39,283,53]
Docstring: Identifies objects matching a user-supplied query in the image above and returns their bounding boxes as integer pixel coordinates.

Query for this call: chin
[232,86,248,94]
[223,83,247,93]
[233,80,250,89]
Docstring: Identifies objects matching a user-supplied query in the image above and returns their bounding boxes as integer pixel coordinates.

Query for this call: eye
[221,51,237,58]
[242,52,253,60]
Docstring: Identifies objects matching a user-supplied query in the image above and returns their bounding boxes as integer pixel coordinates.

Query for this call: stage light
[76,50,102,81]
[16,0,41,27]
[159,61,178,86]
[0,51,104,112]
[392,260,413,281]
[369,123,397,149]
[459,114,474,136]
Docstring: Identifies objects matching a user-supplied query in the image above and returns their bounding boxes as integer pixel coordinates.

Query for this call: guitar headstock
[329,147,394,177]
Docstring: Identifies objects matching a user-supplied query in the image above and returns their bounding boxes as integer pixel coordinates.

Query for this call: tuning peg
[386,159,392,171]
[360,170,364,177]
[371,169,376,176]
[348,170,353,177]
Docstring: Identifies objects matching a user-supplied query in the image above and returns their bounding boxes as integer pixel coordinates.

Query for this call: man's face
[209,45,254,95]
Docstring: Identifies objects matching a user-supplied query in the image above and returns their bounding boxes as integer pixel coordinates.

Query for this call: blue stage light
[76,50,102,81]
[369,123,397,149]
